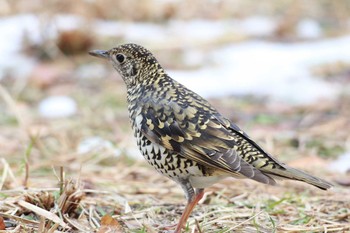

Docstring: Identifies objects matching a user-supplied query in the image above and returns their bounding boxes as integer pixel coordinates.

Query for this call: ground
[1,77,350,232]
[1,1,350,232]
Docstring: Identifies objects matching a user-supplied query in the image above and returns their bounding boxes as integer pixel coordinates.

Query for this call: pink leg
[174,190,204,233]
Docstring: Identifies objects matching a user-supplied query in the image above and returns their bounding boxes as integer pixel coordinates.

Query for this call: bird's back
[128,75,332,190]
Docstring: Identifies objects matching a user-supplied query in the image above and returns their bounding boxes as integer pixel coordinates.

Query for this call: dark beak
[89,50,109,59]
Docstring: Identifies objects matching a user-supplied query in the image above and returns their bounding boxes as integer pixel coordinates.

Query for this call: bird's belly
[134,129,217,185]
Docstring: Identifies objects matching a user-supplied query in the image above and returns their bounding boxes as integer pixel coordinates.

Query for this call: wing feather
[137,100,276,185]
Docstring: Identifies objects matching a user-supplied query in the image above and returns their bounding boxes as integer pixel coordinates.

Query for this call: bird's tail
[265,165,333,190]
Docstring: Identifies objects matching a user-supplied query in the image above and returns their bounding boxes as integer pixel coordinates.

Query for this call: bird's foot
[160,223,177,230]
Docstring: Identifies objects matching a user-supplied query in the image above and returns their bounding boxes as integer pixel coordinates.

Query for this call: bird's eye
[116,53,125,63]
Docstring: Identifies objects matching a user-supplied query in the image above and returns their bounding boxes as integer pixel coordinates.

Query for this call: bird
[89,43,332,233]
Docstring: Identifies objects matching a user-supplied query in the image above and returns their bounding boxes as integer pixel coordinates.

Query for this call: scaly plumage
[89,43,332,232]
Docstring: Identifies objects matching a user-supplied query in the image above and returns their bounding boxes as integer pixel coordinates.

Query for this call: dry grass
[1,76,350,232]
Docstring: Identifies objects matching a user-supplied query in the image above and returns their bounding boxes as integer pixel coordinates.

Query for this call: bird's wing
[136,99,277,185]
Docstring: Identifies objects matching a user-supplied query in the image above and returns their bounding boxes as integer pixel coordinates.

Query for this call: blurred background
[1,0,350,232]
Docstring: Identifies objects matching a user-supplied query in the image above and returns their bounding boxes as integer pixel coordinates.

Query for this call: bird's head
[89,43,163,87]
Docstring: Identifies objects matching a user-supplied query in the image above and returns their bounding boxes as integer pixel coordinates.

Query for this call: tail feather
[264,165,333,190]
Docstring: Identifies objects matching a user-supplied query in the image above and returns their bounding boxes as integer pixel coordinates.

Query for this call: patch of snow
[170,37,350,104]
[0,15,40,79]
[1,14,350,105]
[125,147,144,160]
[182,48,206,67]
[0,14,92,80]
[52,14,84,31]
[93,21,121,37]
[77,137,143,160]
[38,95,77,118]
[329,151,350,173]
[76,63,108,79]
[94,16,277,46]
[0,14,41,54]
[237,16,276,36]
[77,136,121,157]
[296,19,322,39]
[125,22,170,43]
[168,19,228,42]
[0,14,85,80]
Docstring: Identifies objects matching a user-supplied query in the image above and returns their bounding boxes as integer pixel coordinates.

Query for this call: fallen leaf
[0,216,5,230]
[97,215,123,233]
